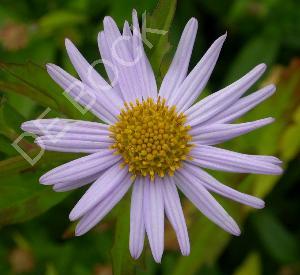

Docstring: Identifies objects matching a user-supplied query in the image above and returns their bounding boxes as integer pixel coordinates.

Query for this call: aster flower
[21,10,282,263]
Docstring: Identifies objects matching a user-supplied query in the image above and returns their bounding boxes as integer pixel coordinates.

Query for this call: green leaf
[0,149,81,176]
[0,97,21,138]
[224,35,280,86]
[0,96,34,154]
[111,194,138,275]
[233,253,261,275]
[146,0,177,80]
[280,106,300,161]
[172,218,231,275]
[252,211,300,264]
[0,62,62,110]
[0,135,16,156]
[38,10,86,34]
[0,61,93,120]
[280,122,300,161]
[172,199,241,275]
[0,172,69,226]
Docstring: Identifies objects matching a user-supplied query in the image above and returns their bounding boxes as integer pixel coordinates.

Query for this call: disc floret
[109,97,192,180]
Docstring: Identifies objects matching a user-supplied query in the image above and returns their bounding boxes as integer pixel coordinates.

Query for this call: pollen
[109,97,192,180]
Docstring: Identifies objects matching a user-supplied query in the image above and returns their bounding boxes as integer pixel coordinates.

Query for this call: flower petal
[46,64,118,124]
[102,16,142,101]
[40,149,120,184]
[69,162,128,221]
[65,38,123,109]
[21,119,109,136]
[175,171,240,235]
[75,172,132,236]
[190,117,274,145]
[185,63,267,127]
[129,177,145,259]
[183,163,265,208]
[162,177,190,256]
[159,18,198,101]
[169,34,227,111]
[189,145,283,174]
[132,9,157,99]
[123,20,133,53]
[35,136,112,153]
[97,31,122,95]
[36,132,111,142]
[207,84,276,124]
[143,177,164,263]
[53,171,104,192]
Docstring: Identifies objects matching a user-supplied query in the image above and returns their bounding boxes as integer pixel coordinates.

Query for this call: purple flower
[22,10,282,263]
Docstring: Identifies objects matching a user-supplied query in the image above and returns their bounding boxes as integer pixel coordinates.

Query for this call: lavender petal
[169,34,227,112]
[189,145,283,175]
[159,18,198,101]
[132,10,157,99]
[123,20,133,53]
[40,149,120,184]
[75,173,132,236]
[182,163,265,208]
[207,84,276,124]
[162,177,190,256]
[21,119,109,136]
[185,64,267,127]
[69,162,128,221]
[129,177,145,259]
[102,16,142,101]
[175,171,241,235]
[65,38,123,108]
[144,177,164,263]
[97,31,122,96]
[46,64,118,124]
[190,117,274,145]
[53,171,104,192]
[35,136,112,153]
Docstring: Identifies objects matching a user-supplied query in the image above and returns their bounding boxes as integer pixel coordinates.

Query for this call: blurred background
[0,0,300,274]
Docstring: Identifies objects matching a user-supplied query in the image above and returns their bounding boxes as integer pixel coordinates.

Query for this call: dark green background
[0,0,299,274]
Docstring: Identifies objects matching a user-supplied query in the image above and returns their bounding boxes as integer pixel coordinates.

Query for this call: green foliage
[146,0,177,81]
[111,195,138,275]
[0,62,59,110]
[0,61,93,119]
[224,35,280,85]
[0,96,24,140]
[38,10,87,33]
[252,211,300,264]
[233,253,261,275]
[280,106,300,160]
[173,220,231,275]
[0,173,68,226]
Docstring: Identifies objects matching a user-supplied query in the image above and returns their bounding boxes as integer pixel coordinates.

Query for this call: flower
[21,10,282,263]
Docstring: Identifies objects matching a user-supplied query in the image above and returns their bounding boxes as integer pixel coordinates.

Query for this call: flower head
[110,97,192,179]
[22,10,282,263]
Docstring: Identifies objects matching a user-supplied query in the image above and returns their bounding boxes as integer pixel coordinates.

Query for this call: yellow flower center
[109,97,192,180]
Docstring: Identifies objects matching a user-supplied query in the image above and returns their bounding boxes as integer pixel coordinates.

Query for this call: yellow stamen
[109,98,192,180]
